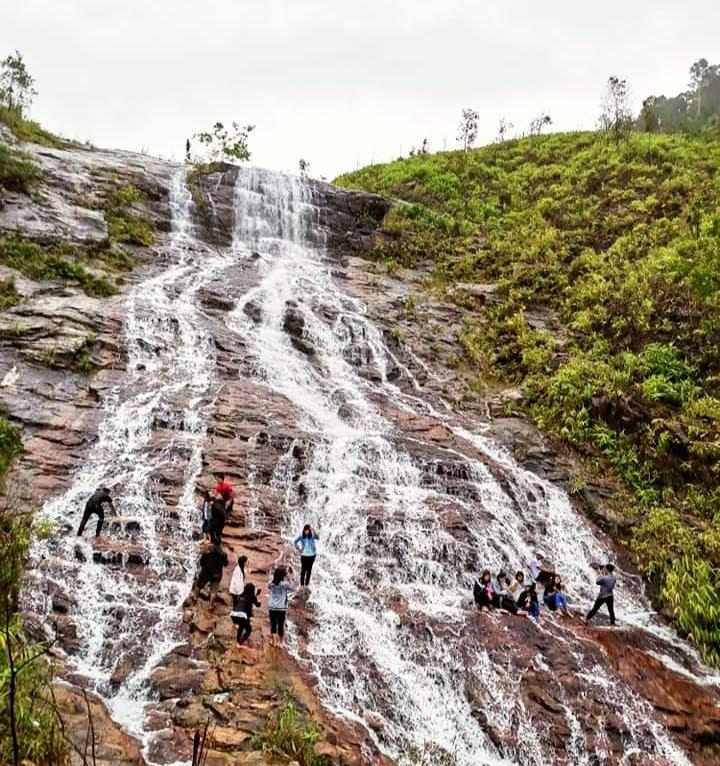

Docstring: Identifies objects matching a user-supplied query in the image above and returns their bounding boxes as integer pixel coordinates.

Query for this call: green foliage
[193,121,254,164]
[0,51,36,116]
[104,184,154,248]
[0,105,61,148]
[249,695,330,766]
[0,143,41,195]
[338,128,720,663]
[0,415,22,488]
[0,276,20,311]
[0,233,117,297]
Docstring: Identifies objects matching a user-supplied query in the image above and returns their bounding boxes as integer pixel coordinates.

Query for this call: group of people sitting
[473,550,617,627]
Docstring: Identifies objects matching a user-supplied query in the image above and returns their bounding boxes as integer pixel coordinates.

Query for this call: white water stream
[25,165,717,766]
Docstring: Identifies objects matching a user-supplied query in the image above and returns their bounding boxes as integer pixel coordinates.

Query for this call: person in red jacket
[214,473,234,516]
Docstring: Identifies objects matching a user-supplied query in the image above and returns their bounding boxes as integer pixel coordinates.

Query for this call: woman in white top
[229,555,248,605]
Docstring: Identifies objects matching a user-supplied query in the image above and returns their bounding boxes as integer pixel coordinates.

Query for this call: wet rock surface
[4,152,719,766]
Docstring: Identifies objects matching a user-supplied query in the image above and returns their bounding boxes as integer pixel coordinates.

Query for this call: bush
[0,142,41,194]
[0,104,61,148]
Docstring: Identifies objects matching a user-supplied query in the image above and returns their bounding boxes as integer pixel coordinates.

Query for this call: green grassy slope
[336,131,720,664]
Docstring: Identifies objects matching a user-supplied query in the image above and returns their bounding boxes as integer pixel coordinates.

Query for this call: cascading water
[226,168,715,765]
[28,168,229,754]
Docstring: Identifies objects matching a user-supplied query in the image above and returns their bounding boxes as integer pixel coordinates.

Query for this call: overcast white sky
[3,1,719,178]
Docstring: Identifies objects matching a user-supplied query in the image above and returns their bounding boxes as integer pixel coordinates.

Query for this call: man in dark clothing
[193,541,229,608]
[214,473,234,516]
[209,496,226,545]
[585,563,617,626]
[77,487,115,538]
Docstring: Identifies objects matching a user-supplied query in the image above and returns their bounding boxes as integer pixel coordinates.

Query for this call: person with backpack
[231,583,261,646]
[214,473,235,516]
[229,555,247,599]
[585,564,617,626]
[267,566,295,647]
[77,487,115,539]
[294,524,319,586]
[192,541,229,609]
[209,495,226,545]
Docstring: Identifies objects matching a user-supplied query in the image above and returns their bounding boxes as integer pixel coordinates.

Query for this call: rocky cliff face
[2,141,719,766]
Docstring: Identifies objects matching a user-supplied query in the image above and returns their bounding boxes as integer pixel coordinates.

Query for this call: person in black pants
[209,495,226,545]
[267,566,295,647]
[585,564,617,626]
[294,524,319,586]
[231,583,261,646]
[77,487,115,538]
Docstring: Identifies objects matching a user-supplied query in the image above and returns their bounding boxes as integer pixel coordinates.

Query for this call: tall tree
[457,108,479,152]
[529,113,552,136]
[192,121,254,164]
[598,76,632,141]
[0,51,36,116]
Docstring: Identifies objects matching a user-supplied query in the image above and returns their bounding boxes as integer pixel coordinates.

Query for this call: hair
[302,524,312,537]
[241,582,256,599]
[101,486,111,494]
[515,570,525,581]
[605,563,615,573]
[272,566,287,586]
[217,472,225,480]
[203,489,211,501]
[238,555,248,572]
[481,569,491,582]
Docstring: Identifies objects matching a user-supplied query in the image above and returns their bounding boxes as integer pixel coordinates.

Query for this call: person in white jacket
[229,555,248,605]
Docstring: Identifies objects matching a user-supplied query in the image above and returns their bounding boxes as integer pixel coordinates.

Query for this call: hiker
[507,571,525,601]
[294,524,319,586]
[200,490,212,541]
[231,583,261,646]
[473,569,494,611]
[229,555,248,598]
[214,473,235,516]
[517,582,542,624]
[77,487,115,539]
[185,138,191,158]
[585,564,617,626]
[210,494,226,545]
[192,541,228,609]
[267,565,295,647]
[493,570,519,614]
[543,574,570,616]
[528,550,554,584]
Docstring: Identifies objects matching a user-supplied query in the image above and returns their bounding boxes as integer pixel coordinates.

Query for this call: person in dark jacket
[585,564,617,626]
[209,495,226,545]
[517,582,542,624]
[77,487,115,538]
[543,574,570,616]
[473,569,494,611]
[231,583,261,646]
[214,473,235,516]
[193,541,229,608]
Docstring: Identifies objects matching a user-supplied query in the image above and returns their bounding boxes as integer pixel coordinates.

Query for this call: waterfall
[226,168,712,766]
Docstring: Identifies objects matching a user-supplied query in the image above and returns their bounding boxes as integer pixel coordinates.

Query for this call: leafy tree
[0,51,36,116]
[456,108,479,151]
[409,138,429,157]
[529,113,552,136]
[192,121,254,164]
[497,118,514,142]
[638,98,660,133]
[599,76,633,141]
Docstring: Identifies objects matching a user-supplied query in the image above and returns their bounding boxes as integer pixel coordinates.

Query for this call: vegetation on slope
[336,129,720,664]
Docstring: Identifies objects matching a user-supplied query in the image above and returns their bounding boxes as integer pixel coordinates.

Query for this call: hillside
[336,131,720,664]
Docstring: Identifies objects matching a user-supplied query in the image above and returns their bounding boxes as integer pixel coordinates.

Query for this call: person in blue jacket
[294,524,319,586]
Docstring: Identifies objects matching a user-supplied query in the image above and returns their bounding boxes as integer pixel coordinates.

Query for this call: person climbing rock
[231,582,261,646]
[192,541,229,609]
[77,487,115,539]
[210,494,226,545]
[516,582,542,624]
[214,473,235,517]
[585,564,617,626]
[543,574,570,616]
[528,550,554,584]
[200,490,212,541]
[267,565,295,647]
[294,524,319,586]
[473,569,494,612]
[229,555,248,598]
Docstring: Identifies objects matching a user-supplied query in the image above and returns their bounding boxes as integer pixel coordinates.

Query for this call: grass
[0,142,42,195]
[0,104,63,148]
[337,130,720,665]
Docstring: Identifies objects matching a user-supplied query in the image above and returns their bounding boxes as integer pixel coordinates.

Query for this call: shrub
[0,143,41,194]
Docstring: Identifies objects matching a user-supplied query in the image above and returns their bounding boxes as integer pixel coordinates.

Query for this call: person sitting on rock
[543,574,570,616]
[528,550,554,585]
[214,473,235,516]
[493,570,519,614]
[507,570,525,601]
[585,564,617,627]
[77,487,115,539]
[209,494,226,545]
[200,490,212,541]
[294,524,319,587]
[229,555,247,599]
[516,582,542,624]
[192,541,229,609]
[267,565,295,647]
[231,582,261,646]
[473,569,494,612]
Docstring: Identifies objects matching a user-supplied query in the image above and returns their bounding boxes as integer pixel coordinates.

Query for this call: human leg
[605,596,616,625]
[94,508,105,537]
[586,597,602,621]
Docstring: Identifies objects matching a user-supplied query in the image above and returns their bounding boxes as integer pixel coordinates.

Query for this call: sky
[2,0,719,179]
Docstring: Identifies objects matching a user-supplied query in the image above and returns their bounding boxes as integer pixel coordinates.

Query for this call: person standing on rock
[231,583,261,647]
[214,473,235,517]
[193,541,229,609]
[294,524,319,587]
[528,550,554,585]
[585,564,617,627]
[200,490,213,541]
[229,555,248,599]
[77,487,115,539]
[267,565,295,647]
[209,494,226,545]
